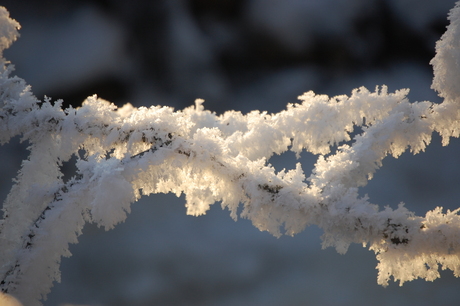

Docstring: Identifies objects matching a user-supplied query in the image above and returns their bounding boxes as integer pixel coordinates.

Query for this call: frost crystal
[2,2,460,305]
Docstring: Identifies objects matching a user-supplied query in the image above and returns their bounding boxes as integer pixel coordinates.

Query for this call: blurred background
[1,0,460,305]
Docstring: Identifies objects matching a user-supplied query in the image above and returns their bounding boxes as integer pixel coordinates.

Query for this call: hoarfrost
[2,2,460,305]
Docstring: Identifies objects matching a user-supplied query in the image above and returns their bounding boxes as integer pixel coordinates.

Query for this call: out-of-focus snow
[245,0,377,53]
[0,293,23,306]
[4,5,129,97]
[388,0,455,34]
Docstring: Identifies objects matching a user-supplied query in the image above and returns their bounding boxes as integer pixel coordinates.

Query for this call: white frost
[1,2,460,305]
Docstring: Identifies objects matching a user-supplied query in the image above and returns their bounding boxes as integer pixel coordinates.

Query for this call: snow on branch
[1,2,460,305]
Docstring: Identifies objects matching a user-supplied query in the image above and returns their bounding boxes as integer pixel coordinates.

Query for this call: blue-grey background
[1,0,460,305]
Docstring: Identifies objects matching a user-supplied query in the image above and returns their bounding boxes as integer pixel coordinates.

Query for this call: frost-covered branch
[1,2,460,305]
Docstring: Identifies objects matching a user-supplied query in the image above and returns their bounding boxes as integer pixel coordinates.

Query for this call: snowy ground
[1,0,460,305]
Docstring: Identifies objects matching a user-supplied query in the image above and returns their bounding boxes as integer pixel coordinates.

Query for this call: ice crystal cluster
[1,2,460,305]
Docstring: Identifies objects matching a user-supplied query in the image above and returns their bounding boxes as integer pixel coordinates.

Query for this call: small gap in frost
[59,149,87,184]
[0,136,29,219]
[268,150,316,179]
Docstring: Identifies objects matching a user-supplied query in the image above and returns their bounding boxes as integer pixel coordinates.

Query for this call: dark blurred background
[1,0,460,305]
